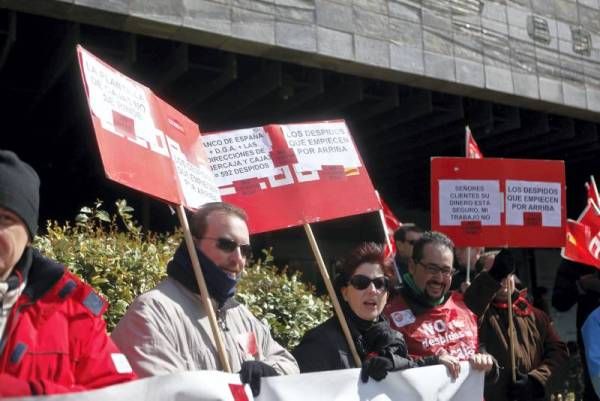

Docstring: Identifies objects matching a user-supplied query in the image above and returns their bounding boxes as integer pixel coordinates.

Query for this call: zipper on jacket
[217,306,229,332]
[0,301,32,358]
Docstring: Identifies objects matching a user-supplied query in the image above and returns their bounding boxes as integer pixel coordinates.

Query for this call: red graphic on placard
[265,125,298,166]
[234,178,262,196]
[523,212,542,226]
[320,165,346,181]
[113,111,135,138]
[461,221,482,235]
[431,157,566,247]
[229,384,250,401]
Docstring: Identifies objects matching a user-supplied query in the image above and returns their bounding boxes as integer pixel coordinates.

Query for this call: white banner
[9,363,483,401]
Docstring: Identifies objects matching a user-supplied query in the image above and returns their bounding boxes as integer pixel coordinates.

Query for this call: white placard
[280,121,361,171]
[80,50,168,156]
[505,180,562,226]
[13,363,483,401]
[166,137,221,207]
[202,128,279,187]
[439,180,502,226]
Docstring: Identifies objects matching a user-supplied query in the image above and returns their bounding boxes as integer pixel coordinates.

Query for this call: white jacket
[112,277,299,377]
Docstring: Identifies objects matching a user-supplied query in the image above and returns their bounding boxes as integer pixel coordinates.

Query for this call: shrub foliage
[34,200,331,349]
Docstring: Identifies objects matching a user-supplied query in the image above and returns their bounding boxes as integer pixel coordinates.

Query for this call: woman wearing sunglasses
[292,242,460,381]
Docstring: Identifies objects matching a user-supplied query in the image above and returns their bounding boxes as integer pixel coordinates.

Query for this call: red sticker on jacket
[238,332,258,357]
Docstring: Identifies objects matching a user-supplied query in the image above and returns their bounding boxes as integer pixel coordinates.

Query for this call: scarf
[402,272,446,307]
[493,290,533,316]
[167,241,239,307]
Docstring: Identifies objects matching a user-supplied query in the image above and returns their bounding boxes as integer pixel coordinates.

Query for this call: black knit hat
[0,150,40,239]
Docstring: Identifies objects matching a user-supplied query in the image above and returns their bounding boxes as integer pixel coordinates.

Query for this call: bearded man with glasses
[112,202,298,396]
[385,231,515,378]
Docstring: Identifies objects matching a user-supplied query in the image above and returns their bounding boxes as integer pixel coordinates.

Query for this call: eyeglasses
[202,237,252,258]
[417,262,455,278]
[348,275,389,290]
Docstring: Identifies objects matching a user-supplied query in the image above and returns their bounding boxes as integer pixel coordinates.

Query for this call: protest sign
[202,121,379,234]
[431,157,566,247]
[77,45,220,209]
[77,45,230,371]
[14,363,483,401]
[203,120,379,365]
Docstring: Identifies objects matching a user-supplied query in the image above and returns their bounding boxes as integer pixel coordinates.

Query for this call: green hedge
[34,200,331,349]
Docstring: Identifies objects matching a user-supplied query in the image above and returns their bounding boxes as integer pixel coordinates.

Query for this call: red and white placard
[77,45,220,209]
[431,157,566,247]
[202,121,379,234]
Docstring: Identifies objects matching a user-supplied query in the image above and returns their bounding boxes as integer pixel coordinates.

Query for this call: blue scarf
[167,241,239,307]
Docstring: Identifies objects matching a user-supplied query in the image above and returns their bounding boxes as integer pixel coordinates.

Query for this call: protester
[582,306,600,399]
[479,272,568,401]
[552,259,600,401]
[393,224,423,277]
[0,150,136,397]
[384,231,514,374]
[475,250,499,274]
[292,242,461,381]
[112,202,298,396]
[451,246,483,292]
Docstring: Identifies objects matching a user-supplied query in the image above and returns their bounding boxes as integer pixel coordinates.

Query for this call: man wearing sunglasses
[112,202,299,396]
[384,231,515,377]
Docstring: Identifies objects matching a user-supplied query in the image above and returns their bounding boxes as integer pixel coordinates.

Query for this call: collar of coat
[492,290,533,316]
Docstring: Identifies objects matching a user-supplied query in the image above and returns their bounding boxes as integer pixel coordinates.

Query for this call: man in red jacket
[384,231,514,376]
[0,150,137,397]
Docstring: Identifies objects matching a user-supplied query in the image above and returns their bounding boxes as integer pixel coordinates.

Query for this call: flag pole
[465,125,470,157]
[303,223,362,367]
[375,191,402,285]
[176,205,232,372]
[507,274,517,383]
[378,208,402,284]
[466,247,471,285]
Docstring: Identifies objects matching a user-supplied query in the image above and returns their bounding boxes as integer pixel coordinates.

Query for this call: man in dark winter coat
[481,271,568,401]
[0,150,137,397]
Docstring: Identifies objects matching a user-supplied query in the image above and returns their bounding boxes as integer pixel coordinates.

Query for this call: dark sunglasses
[203,237,252,258]
[348,274,389,290]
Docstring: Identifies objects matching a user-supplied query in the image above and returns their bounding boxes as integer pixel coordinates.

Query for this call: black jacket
[292,316,438,373]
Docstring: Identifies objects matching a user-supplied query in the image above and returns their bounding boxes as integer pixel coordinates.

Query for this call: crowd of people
[0,149,598,400]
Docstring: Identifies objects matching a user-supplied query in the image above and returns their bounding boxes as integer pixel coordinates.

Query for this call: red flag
[562,203,600,269]
[376,192,402,258]
[465,126,483,159]
[586,175,600,209]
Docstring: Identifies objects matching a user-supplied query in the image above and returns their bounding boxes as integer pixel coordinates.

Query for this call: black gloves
[488,249,516,282]
[507,372,544,401]
[239,361,278,396]
[360,356,394,382]
[364,321,407,356]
